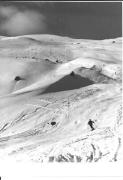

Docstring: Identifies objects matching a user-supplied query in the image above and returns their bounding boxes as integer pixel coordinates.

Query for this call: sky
[0,2,122,39]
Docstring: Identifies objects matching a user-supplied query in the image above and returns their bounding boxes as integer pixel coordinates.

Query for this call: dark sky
[0,2,122,39]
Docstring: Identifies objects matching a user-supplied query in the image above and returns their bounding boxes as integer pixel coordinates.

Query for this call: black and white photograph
[0,1,122,179]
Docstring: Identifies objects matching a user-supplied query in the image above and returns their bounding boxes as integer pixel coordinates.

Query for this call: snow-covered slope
[0,34,122,162]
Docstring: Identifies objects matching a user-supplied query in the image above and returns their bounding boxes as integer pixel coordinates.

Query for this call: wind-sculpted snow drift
[0,35,122,162]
